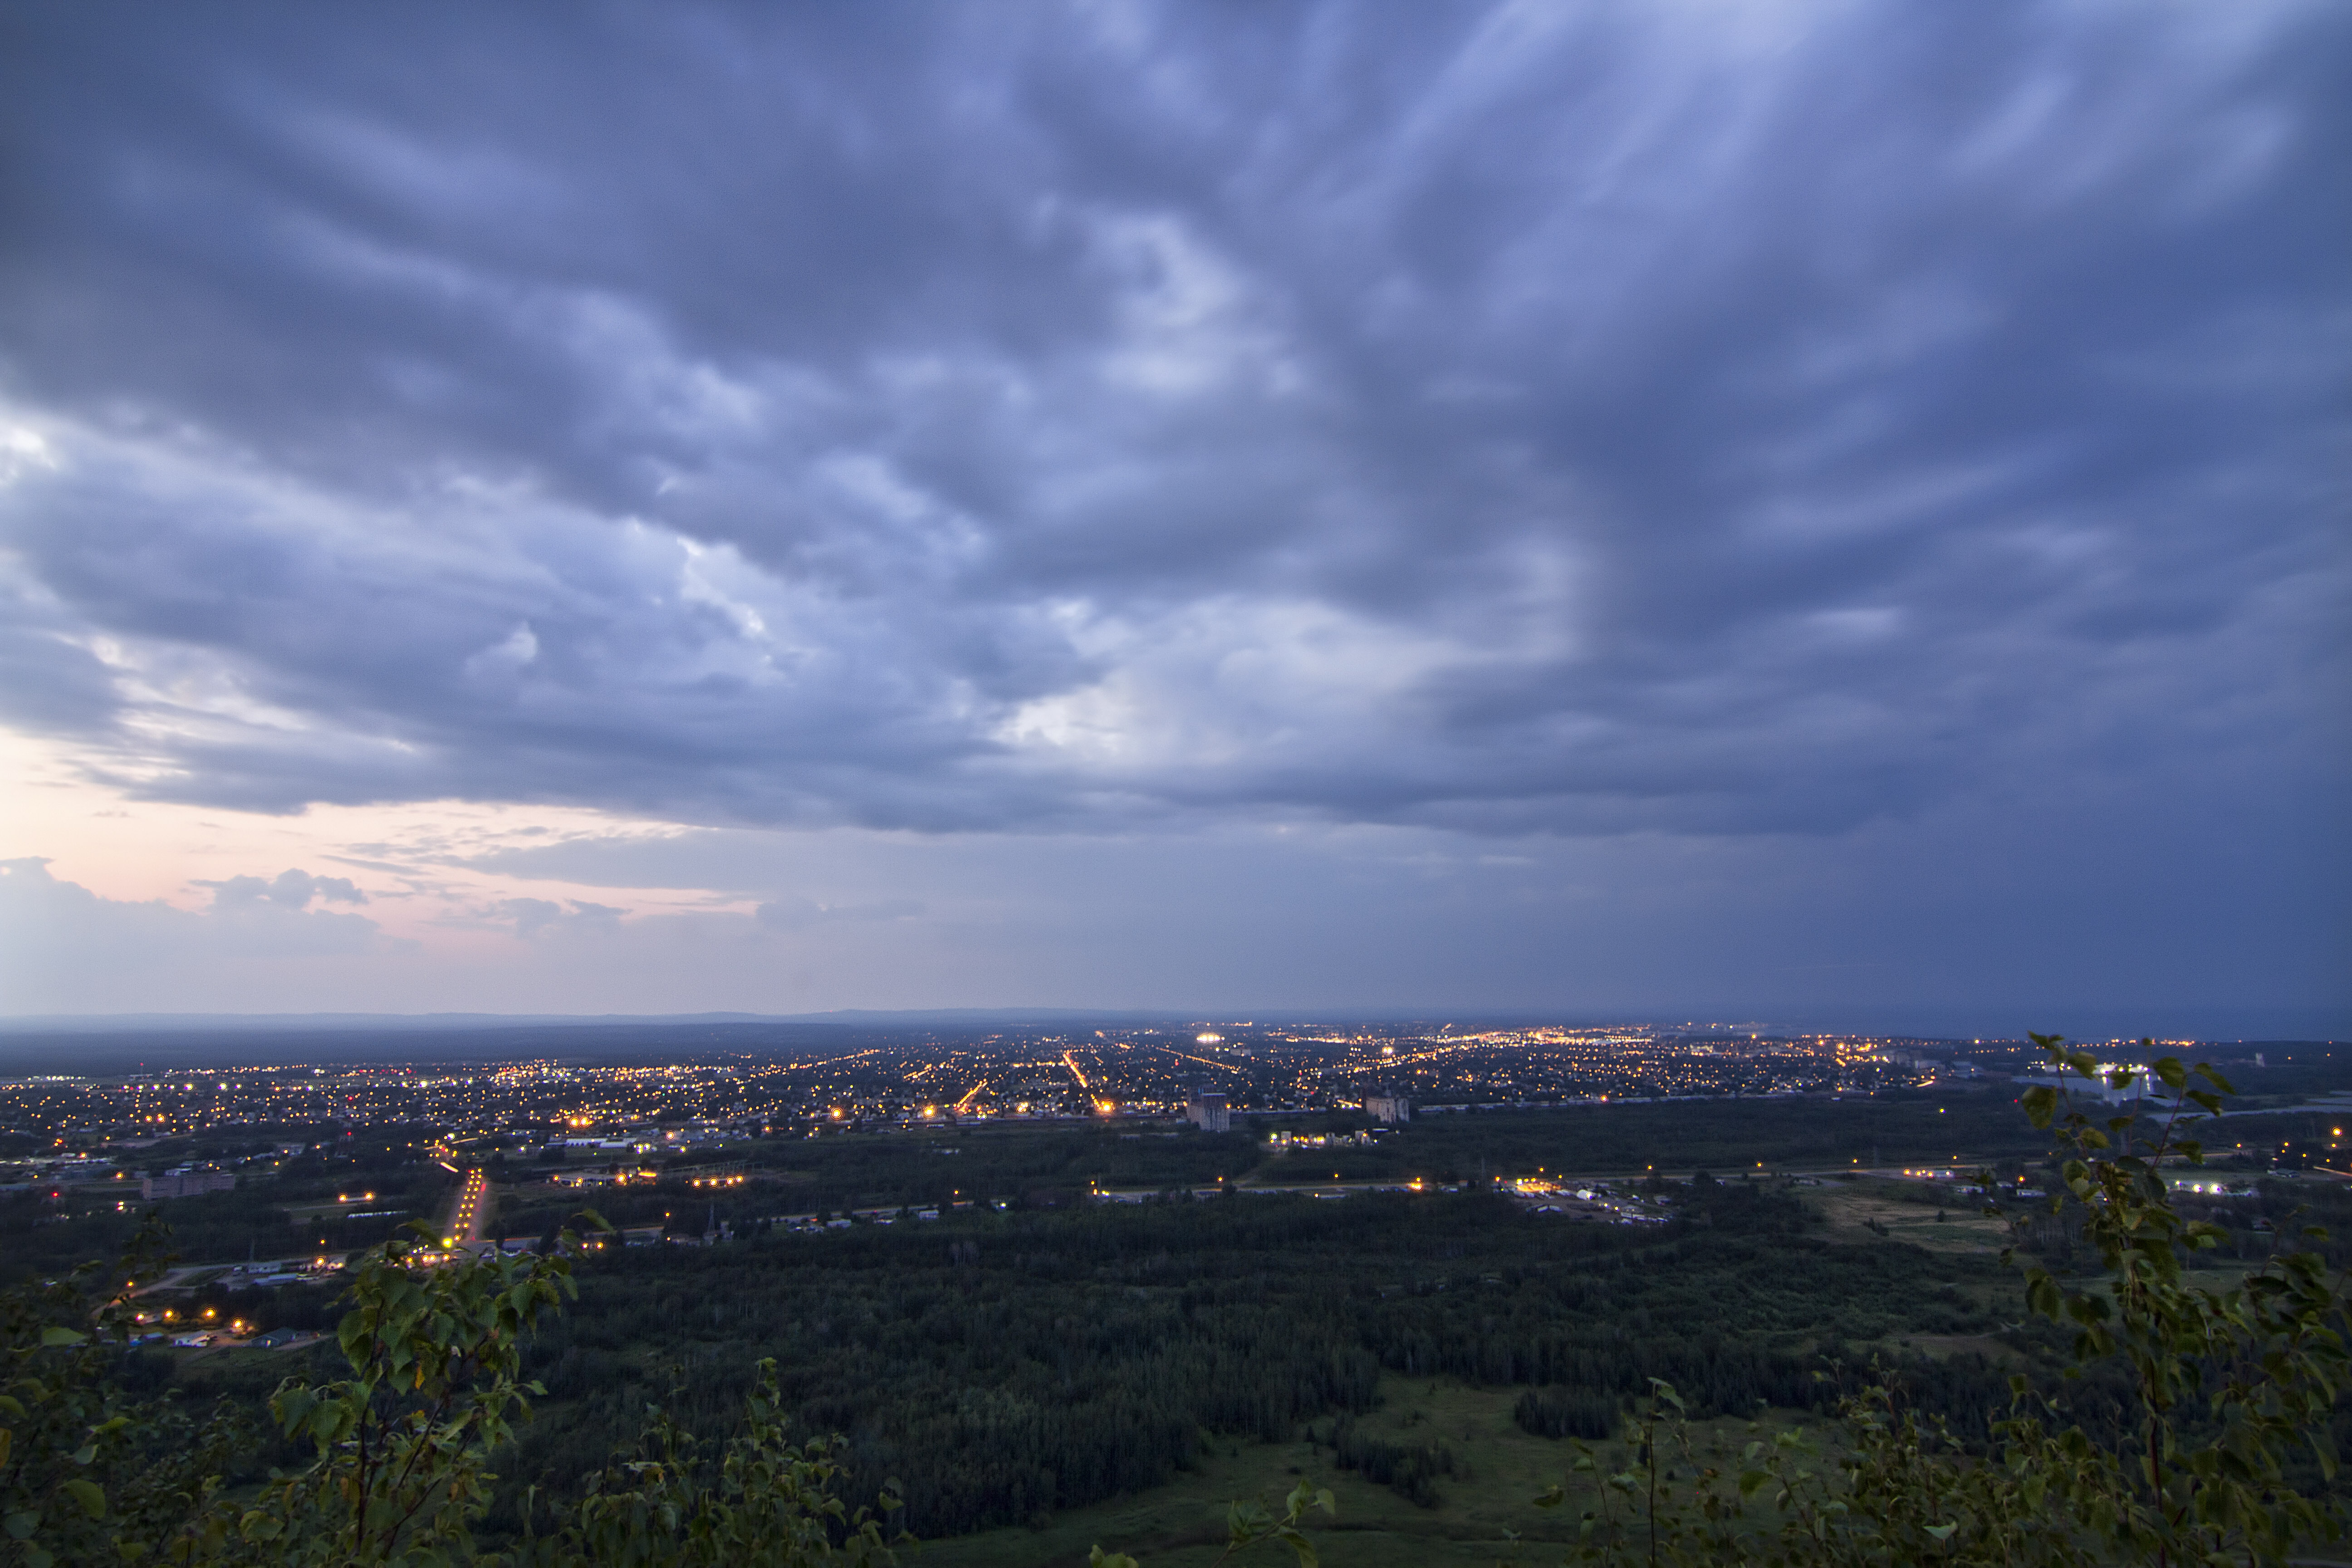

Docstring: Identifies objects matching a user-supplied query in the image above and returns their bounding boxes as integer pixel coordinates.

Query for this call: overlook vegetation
[3,1041,2347,1565]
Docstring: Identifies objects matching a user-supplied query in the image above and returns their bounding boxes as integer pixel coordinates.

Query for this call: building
[1186,1090,1230,1133]
[2013,1064,2153,1105]
[563,1137,642,1156]
[141,1169,236,1200]
[1364,1094,1412,1125]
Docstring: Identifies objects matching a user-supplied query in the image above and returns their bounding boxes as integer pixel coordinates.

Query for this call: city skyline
[0,1024,2172,1146]
[1,5,2343,1031]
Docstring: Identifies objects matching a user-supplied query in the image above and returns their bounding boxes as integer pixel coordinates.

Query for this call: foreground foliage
[0,1227,241,1567]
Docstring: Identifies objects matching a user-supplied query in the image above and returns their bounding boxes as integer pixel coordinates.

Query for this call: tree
[174,1225,586,1565]
[503,1361,901,1568]
[2,1218,247,1568]
[2,1220,902,1568]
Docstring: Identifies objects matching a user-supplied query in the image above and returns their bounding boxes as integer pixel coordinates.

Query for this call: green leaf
[2021,1086,2059,1128]
[4,1511,37,1540]
[62,1479,104,1519]
[1926,1522,1958,1542]
[2153,1057,2187,1090]
[38,1327,87,1348]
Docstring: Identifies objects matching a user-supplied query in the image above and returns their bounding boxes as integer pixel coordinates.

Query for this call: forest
[167,1165,2335,1543]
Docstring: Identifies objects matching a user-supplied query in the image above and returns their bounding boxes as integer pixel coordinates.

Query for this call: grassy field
[1804,1179,2008,1255]
[915,1375,1817,1568]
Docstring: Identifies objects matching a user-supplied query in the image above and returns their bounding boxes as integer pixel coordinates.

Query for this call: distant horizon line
[0,1007,2337,1045]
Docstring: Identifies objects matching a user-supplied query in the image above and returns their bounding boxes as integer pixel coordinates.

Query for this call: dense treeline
[1514,1384,1618,1440]
[469,1180,2017,1539]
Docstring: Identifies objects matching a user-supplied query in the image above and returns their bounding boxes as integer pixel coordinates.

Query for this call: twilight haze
[0,4,2343,1034]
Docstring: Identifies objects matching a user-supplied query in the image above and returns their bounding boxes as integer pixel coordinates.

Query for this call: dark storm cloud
[0,2,2342,837]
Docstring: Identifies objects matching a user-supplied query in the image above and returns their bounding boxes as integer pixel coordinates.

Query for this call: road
[444,1166,490,1245]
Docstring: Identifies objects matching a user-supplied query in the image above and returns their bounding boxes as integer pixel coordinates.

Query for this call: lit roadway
[445,1166,489,1245]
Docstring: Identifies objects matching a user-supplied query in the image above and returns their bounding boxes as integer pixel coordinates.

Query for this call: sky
[0,2,2344,1034]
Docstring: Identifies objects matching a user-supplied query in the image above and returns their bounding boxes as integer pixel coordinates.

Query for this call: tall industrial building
[1186,1089,1230,1133]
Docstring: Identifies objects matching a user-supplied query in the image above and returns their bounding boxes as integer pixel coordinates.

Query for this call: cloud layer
[0,4,2342,1022]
